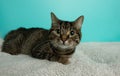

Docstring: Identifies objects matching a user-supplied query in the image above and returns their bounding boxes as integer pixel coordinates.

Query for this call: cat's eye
[70,31,74,35]
[56,29,60,34]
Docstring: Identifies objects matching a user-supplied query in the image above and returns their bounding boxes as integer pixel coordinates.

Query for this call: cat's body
[2,12,84,64]
[2,27,49,55]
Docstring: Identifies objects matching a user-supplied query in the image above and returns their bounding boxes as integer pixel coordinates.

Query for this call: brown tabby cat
[2,12,84,64]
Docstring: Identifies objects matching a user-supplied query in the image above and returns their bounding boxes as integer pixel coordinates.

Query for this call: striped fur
[2,12,84,64]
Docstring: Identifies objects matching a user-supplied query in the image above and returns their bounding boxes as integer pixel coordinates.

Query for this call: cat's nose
[61,35,67,44]
[62,38,67,42]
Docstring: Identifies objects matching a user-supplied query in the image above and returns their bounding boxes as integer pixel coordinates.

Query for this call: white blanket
[0,39,120,76]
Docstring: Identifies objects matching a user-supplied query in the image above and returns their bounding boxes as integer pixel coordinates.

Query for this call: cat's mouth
[50,39,76,49]
[51,42,74,49]
[58,44,71,49]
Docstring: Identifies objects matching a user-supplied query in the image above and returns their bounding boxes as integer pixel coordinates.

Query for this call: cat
[2,12,84,64]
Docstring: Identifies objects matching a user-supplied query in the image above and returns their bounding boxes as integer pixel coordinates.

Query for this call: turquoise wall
[0,0,120,42]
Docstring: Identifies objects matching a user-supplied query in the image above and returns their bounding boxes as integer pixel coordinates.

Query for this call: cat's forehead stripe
[60,21,72,29]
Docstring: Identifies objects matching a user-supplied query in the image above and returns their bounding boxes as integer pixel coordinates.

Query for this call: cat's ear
[74,15,84,29]
[51,12,59,24]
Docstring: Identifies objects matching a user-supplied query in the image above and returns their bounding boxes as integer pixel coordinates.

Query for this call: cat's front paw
[61,60,70,65]
[58,57,70,65]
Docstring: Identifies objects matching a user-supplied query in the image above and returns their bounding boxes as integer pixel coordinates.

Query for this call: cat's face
[49,12,84,49]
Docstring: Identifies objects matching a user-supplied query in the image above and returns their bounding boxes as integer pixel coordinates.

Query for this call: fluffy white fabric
[0,39,120,76]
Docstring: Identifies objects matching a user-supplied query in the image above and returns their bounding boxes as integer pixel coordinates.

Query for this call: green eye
[56,29,60,34]
[70,31,74,35]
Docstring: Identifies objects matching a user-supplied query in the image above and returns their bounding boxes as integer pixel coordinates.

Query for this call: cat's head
[49,12,84,49]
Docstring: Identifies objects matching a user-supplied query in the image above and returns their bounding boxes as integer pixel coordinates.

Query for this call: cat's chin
[50,42,75,49]
[53,44,75,50]
[58,45,72,49]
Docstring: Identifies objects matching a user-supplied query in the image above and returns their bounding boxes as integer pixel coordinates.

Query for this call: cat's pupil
[70,31,74,35]
[56,29,60,34]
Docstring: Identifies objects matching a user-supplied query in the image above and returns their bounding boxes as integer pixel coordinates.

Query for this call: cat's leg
[31,50,47,59]
[58,57,70,64]
[31,49,51,59]
[48,55,70,65]
[31,49,70,64]
[31,49,60,61]
[2,34,24,55]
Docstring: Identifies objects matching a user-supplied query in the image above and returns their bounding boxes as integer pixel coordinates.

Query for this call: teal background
[0,0,120,42]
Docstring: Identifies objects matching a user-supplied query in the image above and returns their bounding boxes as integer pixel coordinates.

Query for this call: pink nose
[61,35,67,43]
[61,38,67,42]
